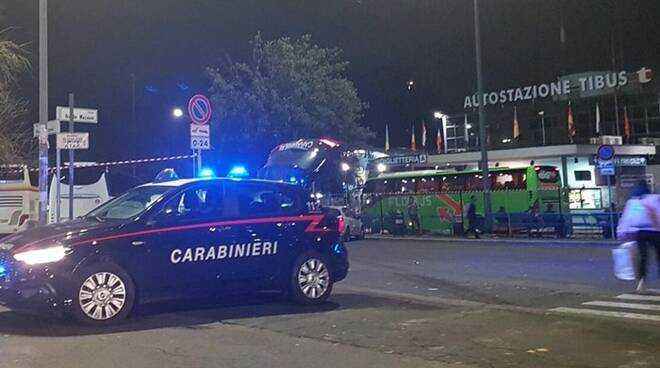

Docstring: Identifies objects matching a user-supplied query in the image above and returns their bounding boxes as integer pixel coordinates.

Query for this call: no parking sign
[188,94,212,125]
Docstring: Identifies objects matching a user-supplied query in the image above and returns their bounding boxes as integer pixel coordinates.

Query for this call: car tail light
[18,214,29,226]
[337,215,346,234]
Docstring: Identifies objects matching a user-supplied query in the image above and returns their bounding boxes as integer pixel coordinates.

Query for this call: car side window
[157,183,225,222]
[225,182,300,219]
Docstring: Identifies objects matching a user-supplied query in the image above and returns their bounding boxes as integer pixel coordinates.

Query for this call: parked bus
[258,138,359,201]
[48,169,112,223]
[0,165,38,234]
[361,165,563,235]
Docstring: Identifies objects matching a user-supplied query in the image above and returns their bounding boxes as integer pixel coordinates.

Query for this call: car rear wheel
[289,252,333,305]
[72,263,135,325]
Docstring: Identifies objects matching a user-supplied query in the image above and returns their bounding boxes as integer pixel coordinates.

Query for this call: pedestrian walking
[464,195,480,239]
[617,180,660,292]
[407,196,420,234]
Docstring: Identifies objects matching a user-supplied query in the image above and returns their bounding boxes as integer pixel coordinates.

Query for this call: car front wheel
[289,252,333,305]
[72,263,135,325]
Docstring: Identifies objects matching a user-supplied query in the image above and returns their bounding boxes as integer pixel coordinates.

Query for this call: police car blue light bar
[199,167,216,178]
[228,165,249,178]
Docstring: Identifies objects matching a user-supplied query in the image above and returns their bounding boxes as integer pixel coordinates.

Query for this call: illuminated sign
[463,67,653,109]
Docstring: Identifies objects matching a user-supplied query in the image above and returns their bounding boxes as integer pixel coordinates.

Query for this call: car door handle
[131,240,146,246]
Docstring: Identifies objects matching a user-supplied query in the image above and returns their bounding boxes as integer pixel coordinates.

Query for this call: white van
[0,165,39,234]
[48,171,111,223]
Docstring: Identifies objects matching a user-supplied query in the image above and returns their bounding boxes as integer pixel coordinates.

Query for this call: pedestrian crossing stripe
[582,301,660,312]
[548,292,660,323]
[615,293,660,302]
[549,307,660,322]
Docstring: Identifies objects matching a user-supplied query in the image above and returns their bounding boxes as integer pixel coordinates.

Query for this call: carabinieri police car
[0,178,348,324]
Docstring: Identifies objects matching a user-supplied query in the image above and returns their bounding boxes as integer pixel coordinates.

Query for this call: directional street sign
[56,106,98,123]
[187,94,212,125]
[56,133,89,150]
[597,159,615,176]
[190,123,210,150]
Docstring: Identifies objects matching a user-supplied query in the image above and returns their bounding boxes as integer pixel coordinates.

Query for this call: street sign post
[190,124,210,150]
[56,132,89,150]
[187,94,212,125]
[597,144,616,239]
[188,94,213,173]
[55,106,98,123]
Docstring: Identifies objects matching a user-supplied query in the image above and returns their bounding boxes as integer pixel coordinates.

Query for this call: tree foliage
[0,30,32,165]
[207,34,372,165]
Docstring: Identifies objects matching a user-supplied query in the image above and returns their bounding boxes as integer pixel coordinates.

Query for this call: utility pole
[38,0,49,225]
[68,93,75,220]
[473,0,492,231]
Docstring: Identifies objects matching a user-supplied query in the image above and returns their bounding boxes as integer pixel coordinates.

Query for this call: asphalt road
[0,239,658,368]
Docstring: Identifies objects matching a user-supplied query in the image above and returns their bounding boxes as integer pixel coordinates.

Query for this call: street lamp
[376,163,387,173]
[172,108,184,118]
[407,80,415,91]
[433,111,445,120]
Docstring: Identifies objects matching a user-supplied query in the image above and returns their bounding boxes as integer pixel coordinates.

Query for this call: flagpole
[474,0,492,231]
[385,124,390,152]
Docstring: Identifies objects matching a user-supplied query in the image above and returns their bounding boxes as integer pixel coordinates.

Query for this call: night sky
[3,0,659,164]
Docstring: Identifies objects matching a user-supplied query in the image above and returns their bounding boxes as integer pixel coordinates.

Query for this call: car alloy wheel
[297,258,330,299]
[78,271,127,321]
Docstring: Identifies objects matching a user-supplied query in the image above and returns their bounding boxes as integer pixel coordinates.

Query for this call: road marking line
[616,294,660,302]
[582,301,660,311]
[549,307,660,322]
[336,285,544,315]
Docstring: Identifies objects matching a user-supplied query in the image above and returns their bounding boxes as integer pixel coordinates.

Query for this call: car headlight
[13,245,69,265]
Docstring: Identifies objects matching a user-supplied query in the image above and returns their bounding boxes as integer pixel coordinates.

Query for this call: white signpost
[53,96,97,222]
[55,106,98,124]
[56,132,89,150]
[188,94,213,173]
[190,124,211,150]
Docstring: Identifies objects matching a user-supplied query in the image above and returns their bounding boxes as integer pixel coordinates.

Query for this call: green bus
[361,165,563,235]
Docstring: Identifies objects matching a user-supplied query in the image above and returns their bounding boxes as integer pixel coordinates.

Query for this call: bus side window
[445,175,463,191]
[417,177,438,193]
[393,178,415,193]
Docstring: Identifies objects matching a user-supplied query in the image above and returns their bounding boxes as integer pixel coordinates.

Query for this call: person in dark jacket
[464,195,480,239]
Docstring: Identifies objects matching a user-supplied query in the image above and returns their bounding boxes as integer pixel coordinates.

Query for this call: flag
[595,103,601,135]
[384,124,390,152]
[421,121,427,148]
[623,105,632,141]
[567,102,576,142]
[513,106,520,140]
[436,125,443,153]
[410,124,416,151]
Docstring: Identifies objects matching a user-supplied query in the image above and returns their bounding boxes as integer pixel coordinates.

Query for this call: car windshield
[85,185,173,221]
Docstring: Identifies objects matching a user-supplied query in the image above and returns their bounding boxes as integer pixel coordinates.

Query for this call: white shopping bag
[612,241,639,281]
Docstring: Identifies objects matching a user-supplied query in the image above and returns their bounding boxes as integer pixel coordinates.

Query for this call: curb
[363,234,618,247]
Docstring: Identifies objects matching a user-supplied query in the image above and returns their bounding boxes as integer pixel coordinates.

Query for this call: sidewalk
[365,233,619,247]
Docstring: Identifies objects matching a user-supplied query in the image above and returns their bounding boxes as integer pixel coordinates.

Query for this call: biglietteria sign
[463,67,653,109]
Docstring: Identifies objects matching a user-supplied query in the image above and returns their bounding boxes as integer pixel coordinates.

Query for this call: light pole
[37,0,49,225]
[473,0,492,231]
